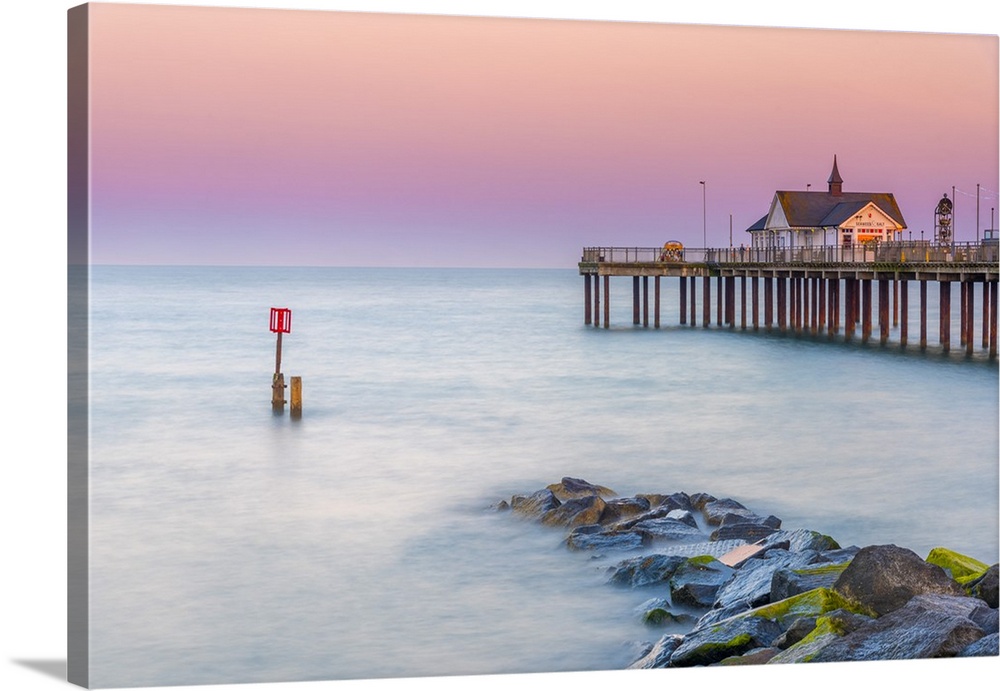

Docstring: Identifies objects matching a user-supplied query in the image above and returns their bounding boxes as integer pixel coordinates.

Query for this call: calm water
[85,266,999,688]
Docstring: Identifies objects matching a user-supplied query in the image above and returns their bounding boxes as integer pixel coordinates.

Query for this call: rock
[693,601,761,629]
[967,564,999,608]
[959,632,999,657]
[767,609,874,663]
[598,496,650,524]
[540,495,607,528]
[489,499,510,511]
[607,554,686,588]
[715,647,780,665]
[746,587,870,629]
[666,509,698,528]
[925,547,990,584]
[833,544,966,616]
[545,477,615,501]
[714,548,819,611]
[710,523,779,543]
[771,559,852,602]
[636,598,697,627]
[510,489,560,519]
[669,556,736,609]
[652,539,749,560]
[701,498,754,526]
[628,634,683,669]
[808,593,988,662]
[565,529,645,553]
[669,614,784,667]
[633,517,705,543]
[757,528,841,553]
[689,492,717,510]
[772,616,818,649]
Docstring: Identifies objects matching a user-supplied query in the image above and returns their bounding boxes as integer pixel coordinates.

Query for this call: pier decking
[579,241,999,357]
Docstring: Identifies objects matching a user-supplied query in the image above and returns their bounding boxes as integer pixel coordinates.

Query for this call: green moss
[749,587,874,624]
[688,554,719,567]
[791,562,849,577]
[925,547,990,585]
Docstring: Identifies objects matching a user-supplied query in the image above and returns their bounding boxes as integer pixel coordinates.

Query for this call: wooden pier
[579,242,999,358]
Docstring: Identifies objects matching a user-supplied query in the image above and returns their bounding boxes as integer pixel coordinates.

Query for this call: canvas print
[67,3,999,689]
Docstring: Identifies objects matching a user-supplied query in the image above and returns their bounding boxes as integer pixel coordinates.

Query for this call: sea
[82,265,999,688]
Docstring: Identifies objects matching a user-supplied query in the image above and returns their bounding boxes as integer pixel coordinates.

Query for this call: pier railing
[582,241,998,267]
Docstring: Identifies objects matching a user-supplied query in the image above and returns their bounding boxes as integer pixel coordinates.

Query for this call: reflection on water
[84,266,999,688]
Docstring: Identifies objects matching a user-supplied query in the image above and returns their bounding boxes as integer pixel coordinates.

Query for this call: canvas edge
[68,3,90,688]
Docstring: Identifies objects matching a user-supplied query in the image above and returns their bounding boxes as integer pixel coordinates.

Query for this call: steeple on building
[828,155,843,196]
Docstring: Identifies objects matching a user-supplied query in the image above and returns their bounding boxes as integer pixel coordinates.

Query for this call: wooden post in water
[920,280,928,350]
[752,276,759,330]
[269,308,292,411]
[801,277,808,333]
[900,279,908,348]
[817,278,826,334]
[584,275,592,325]
[290,376,302,419]
[828,279,838,337]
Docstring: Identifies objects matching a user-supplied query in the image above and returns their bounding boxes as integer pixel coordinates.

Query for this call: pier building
[747,157,907,251]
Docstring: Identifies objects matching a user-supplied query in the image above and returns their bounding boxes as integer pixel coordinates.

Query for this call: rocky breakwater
[494,477,999,668]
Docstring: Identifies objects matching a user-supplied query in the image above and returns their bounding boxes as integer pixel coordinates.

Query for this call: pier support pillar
[960,282,968,347]
[920,280,927,350]
[603,275,610,329]
[654,276,661,329]
[984,280,991,350]
[828,279,838,338]
[633,276,640,325]
[893,279,899,327]
[801,277,808,333]
[940,281,951,352]
[593,273,601,328]
[817,278,826,334]
[990,281,997,358]
[777,277,787,331]
[643,276,650,327]
[740,276,747,329]
[862,280,872,343]
[966,282,975,356]
[764,277,773,329]
[690,276,697,327]
[878,278,889,345]
[584,274,592,325]
[845,280,856,341]
[716,275,723,326]
[900,279,908,348]
[703,276,711,328]
[679,276,687,325]
[752,276,759,330]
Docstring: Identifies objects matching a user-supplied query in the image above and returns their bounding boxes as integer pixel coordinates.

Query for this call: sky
[82,2,999,268]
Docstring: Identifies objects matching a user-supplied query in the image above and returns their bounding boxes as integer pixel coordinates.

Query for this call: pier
[579,242,999,358]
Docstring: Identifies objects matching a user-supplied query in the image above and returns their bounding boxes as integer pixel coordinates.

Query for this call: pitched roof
[773,190,906,229]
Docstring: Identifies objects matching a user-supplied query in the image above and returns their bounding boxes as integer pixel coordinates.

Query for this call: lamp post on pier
[700,180,706,250]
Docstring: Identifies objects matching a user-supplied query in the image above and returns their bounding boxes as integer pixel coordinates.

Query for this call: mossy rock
[925,547,990,585]
[750,587,874,626]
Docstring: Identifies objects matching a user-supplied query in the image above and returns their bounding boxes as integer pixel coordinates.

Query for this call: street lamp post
[699,181,706,250]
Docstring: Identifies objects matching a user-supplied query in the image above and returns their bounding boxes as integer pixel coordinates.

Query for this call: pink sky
[86,3,999,267]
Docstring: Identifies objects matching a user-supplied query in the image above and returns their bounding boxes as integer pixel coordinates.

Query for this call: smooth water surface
[86,266,999,688]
